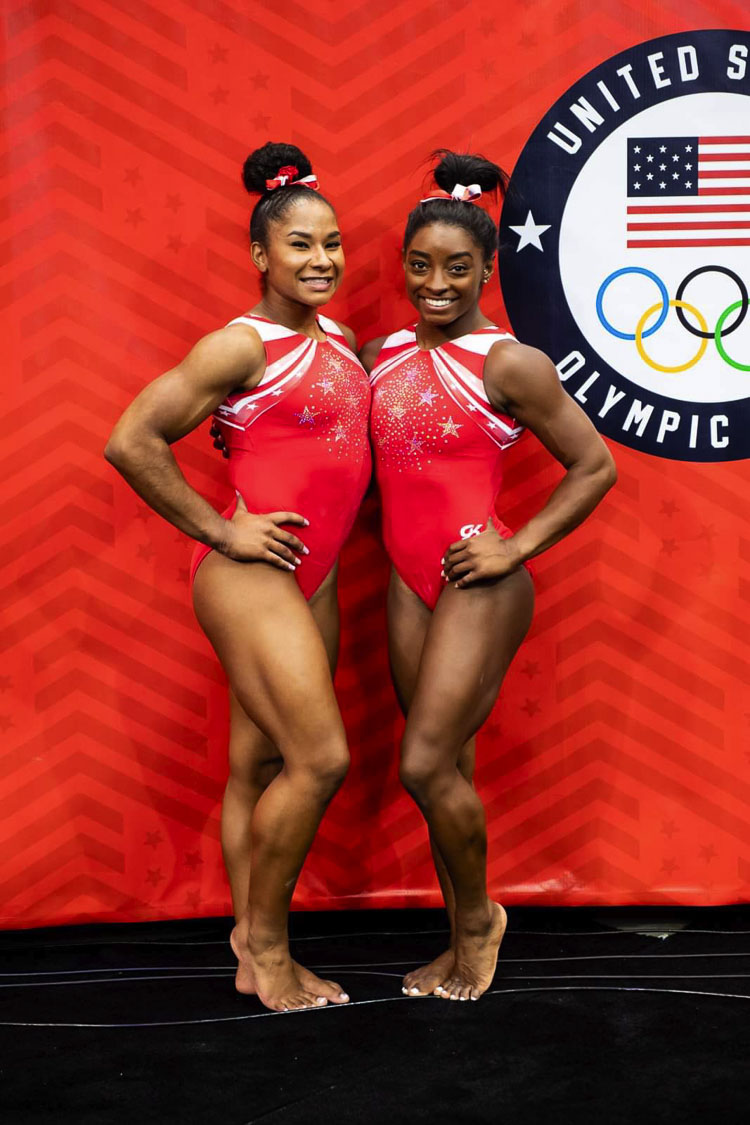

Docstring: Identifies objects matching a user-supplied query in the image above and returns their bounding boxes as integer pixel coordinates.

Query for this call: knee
[297,742,350,799]
[399,737,449,805]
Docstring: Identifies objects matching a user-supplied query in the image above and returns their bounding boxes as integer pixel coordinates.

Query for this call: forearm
[510,459,616,564]
[104,431,230,551]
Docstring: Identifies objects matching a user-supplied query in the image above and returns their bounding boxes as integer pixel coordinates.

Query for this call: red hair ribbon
[265,165,320,191]
[419,182,482,205]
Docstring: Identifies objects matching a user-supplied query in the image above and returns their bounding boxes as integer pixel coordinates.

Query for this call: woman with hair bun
[105,142,371,1012]
[361,150,616,1002]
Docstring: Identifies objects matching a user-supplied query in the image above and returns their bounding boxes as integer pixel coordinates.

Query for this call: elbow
[601,449,617,493]
[103,434,127,470]
[104,426,139,473]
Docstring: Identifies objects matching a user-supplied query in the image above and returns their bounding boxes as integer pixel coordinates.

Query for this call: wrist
[504,534,529,568]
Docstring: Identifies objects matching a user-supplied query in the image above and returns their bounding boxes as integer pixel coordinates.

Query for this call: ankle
[455,902,493,938]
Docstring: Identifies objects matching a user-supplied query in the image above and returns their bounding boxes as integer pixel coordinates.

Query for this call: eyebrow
[287,230,341,238]
[408,250,473,261]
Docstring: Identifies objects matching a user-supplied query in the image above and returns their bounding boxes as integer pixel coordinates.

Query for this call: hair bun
[242,142,313,196]
[431,149,507,196]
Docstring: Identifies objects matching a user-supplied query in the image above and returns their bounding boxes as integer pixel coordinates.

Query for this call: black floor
[2,906,750,1124]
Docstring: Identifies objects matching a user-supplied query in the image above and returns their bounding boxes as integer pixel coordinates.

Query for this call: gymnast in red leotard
[361,150,617,1003]
[105,142,370,1013]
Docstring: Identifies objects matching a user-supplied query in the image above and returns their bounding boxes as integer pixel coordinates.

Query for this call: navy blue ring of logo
[596,267,669,340]
[675,265,749,340]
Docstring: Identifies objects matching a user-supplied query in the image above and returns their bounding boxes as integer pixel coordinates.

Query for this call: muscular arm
[104,325,264,553]
[443,341,616,585]
[491,342,616,562]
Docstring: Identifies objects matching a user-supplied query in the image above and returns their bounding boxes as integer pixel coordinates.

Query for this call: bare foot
[230,922,349,1007]
[402,948,454,997]
[434,902,507,1002]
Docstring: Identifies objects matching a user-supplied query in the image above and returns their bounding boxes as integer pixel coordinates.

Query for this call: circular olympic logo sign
[499,29,750,462]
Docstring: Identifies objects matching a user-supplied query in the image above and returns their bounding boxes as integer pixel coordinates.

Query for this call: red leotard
[370,323,526,610]
[190,313,372,599]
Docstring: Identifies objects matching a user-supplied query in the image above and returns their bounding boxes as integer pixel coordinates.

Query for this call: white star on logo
[509,210,551,252]
[672,154,679,162]
[633,163,641,171]
[672,172,679,180]
[633,182,641,190]
[646,154,654,162]
[685,163,692,170]
[659,163,666,171]
[685,144,692,151]
[659,181,666,189]
[659,145,666,152]
[634,145,641,153]
[685,181,692,189]
[646,173,653,180]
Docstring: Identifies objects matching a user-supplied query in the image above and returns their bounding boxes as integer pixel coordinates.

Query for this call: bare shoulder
[182,321,266,391]
[484,339,561,413]
[359,334,388,374]
[330,319,357,351]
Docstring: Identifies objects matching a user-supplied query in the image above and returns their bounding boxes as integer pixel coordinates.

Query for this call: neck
[253,289,326,339]
[416,302,492,349]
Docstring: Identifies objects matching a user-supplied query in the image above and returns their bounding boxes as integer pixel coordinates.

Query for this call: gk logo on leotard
[499,29,750,462]
[460,524,484,539]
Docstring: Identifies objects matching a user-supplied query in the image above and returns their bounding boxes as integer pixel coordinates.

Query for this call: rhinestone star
[419,388,438,405]
[439,416,463,437]
[295,406,318,426]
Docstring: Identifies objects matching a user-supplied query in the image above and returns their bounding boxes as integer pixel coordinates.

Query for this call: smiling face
[251,195,344,307]
[403,221,493,329]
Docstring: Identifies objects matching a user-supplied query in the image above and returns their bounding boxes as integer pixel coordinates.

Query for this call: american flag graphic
[626,136,750,248]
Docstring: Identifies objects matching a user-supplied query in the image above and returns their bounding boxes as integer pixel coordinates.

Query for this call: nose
[424,269,449,292]
[309,244,331,269]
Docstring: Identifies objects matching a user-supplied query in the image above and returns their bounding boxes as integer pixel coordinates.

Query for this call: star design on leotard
[390,402,407,420]
[439,416,463,438]
[407,434,424,454]
[419,388,438,405]
[295,405,318,426]
[333,423,347,442]
[315,377,335,395]
[328,355,345,373]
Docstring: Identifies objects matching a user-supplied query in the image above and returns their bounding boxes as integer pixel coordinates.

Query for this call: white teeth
[424,298,452,307]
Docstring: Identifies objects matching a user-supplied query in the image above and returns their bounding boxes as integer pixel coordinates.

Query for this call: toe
[319,978,349,1004]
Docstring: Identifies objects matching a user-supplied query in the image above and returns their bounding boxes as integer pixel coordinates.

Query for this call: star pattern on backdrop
[509,210,551,252]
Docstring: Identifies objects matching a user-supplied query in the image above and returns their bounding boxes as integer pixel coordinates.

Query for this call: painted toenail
[410,987,420,994]
[340,993,349,1001]
[316,997,326,1005]
[402,987,408,995]
[460,996,467,1001]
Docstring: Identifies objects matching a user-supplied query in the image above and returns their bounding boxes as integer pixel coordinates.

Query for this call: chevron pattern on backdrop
[1,0,749,927]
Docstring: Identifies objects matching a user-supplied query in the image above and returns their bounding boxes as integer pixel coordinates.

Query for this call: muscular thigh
[193,553,344,752]
[406,568,534,753]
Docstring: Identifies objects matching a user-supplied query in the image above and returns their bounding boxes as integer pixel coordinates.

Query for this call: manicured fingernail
[440,557,445,564]
[294,557,301,565]
[286,563,295,570]
[302,546,310,555]
[303,519,310,526]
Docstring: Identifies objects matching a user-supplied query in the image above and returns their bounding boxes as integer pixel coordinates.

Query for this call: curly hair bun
[242,142,313,196]
[431,149,507,195]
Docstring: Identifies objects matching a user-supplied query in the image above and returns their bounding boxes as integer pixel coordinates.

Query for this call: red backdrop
[2,0,749,929]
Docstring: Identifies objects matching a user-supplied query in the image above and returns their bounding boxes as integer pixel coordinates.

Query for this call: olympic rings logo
[595,266,750,373]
